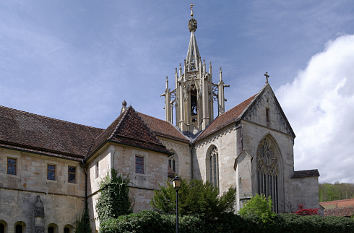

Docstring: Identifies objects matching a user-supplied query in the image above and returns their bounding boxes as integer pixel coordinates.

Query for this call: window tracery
[257,136,279,212]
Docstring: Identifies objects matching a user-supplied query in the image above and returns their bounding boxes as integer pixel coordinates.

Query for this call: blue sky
[1,0,354,183]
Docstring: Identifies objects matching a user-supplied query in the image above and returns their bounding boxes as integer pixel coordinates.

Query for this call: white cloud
[277,35,354,183]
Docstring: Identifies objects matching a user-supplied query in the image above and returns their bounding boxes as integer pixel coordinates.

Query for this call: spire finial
[264,72,270,84]
[188,4,197,32]
[190,3,195,17]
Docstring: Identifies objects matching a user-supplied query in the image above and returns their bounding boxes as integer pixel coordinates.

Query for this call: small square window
[47,164,56,180]
[135,155,144,174]
[7,158,17,175]
[68,166,76,183]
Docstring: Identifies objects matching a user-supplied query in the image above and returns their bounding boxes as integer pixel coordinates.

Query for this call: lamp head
[172,176,181,190]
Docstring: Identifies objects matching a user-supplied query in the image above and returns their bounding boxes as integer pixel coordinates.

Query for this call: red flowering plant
[294,204,319,216]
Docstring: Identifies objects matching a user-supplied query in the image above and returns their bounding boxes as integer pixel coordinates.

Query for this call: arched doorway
[64,225,73,233]
[14,222,25,233]
[0,220,7,233]
[47,223,58,233]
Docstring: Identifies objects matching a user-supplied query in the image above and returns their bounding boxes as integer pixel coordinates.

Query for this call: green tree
[151,179,235,221]
[238,194,276,224]
[96,169,132,222]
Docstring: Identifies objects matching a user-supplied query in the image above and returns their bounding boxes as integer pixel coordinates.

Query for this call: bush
[238,194,276,224]
[151,179,235,222]
[96,169,132,222]
[99,210,354,233]
[294,204,319,216]
[100,210,203,233]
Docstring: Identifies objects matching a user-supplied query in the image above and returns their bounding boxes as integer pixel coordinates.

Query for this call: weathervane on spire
[190,3,195,17]
[264,72,270,84]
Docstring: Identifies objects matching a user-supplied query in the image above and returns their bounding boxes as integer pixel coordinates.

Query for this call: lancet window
[207,146,219,189]
[257,136,279,212]
[168,152,178,178]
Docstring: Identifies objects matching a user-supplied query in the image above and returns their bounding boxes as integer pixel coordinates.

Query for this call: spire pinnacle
[186,4,200,71]
[188,4,197,32]
[190,3,195,17]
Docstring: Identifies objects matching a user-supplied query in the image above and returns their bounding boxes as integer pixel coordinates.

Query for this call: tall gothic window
[168,153,178,178]
[257,136,279,212]
[207,146,219,188]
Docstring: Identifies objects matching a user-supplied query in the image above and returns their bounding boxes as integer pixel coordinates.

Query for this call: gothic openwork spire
[186,4,200,72]
[162,5,229,135]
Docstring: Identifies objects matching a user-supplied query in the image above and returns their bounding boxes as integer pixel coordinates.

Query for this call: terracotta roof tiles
[86,107,171,159]
[196,94,256,142]
[137,112,189,143]
[0,105,103,159]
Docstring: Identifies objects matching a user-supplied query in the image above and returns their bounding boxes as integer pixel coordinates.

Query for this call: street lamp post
[172,176,181,233]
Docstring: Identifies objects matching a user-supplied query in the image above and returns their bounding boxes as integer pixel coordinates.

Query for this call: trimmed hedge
[100,210,354,233]
[100,211,203,233]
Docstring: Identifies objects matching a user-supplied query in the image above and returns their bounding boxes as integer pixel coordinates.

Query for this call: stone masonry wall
[158,137,191,180]
[87,143,168,232]
[193,125,237,194]
[0,148,84,233]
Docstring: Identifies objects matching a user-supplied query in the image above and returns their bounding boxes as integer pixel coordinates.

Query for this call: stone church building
[0,8,319,233]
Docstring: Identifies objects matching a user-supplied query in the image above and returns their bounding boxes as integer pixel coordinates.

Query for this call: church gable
[241,85,295,137]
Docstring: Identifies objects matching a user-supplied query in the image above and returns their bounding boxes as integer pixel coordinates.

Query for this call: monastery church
[0,7,319,233]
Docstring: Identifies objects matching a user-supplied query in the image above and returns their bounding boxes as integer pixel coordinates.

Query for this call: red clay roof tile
[0,105,103,159]
[137,112,189,143]
[196,94,256,141]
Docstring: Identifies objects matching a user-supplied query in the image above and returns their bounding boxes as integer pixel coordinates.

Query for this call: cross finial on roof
[264,72,270,84]
[190,3,195,17]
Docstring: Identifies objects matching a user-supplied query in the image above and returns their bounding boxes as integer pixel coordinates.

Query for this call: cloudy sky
[1,0,354,183]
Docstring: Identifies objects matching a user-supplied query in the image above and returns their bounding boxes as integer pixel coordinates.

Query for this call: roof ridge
[108,106,133,140]
[0,105,103,131]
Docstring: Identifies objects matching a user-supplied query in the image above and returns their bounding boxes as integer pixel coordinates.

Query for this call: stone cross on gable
[264,72,270,84]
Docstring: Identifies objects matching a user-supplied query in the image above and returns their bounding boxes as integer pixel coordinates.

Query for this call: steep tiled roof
[292,169,320,178]
[196,94,256,142]
[0,105,103,160]
[87,107,172,159]
[137,113,189,143]
[320,198,354,209]
[323,207,354,217]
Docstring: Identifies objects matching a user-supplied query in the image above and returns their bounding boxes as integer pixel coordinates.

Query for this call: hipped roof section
[86,106,172,160]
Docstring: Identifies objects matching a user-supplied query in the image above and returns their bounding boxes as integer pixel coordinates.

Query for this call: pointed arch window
[206,146,219,188]
[257,136,279,212]
[168,152,178,178]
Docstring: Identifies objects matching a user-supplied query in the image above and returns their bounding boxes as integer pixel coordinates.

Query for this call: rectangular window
[7,158,17,175]
[135,155,144,174]
[68,166,76,183]
[95,162,99,178]
[47,164,56,180]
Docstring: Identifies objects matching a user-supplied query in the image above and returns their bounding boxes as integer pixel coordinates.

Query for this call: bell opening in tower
[191,89,198,119]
